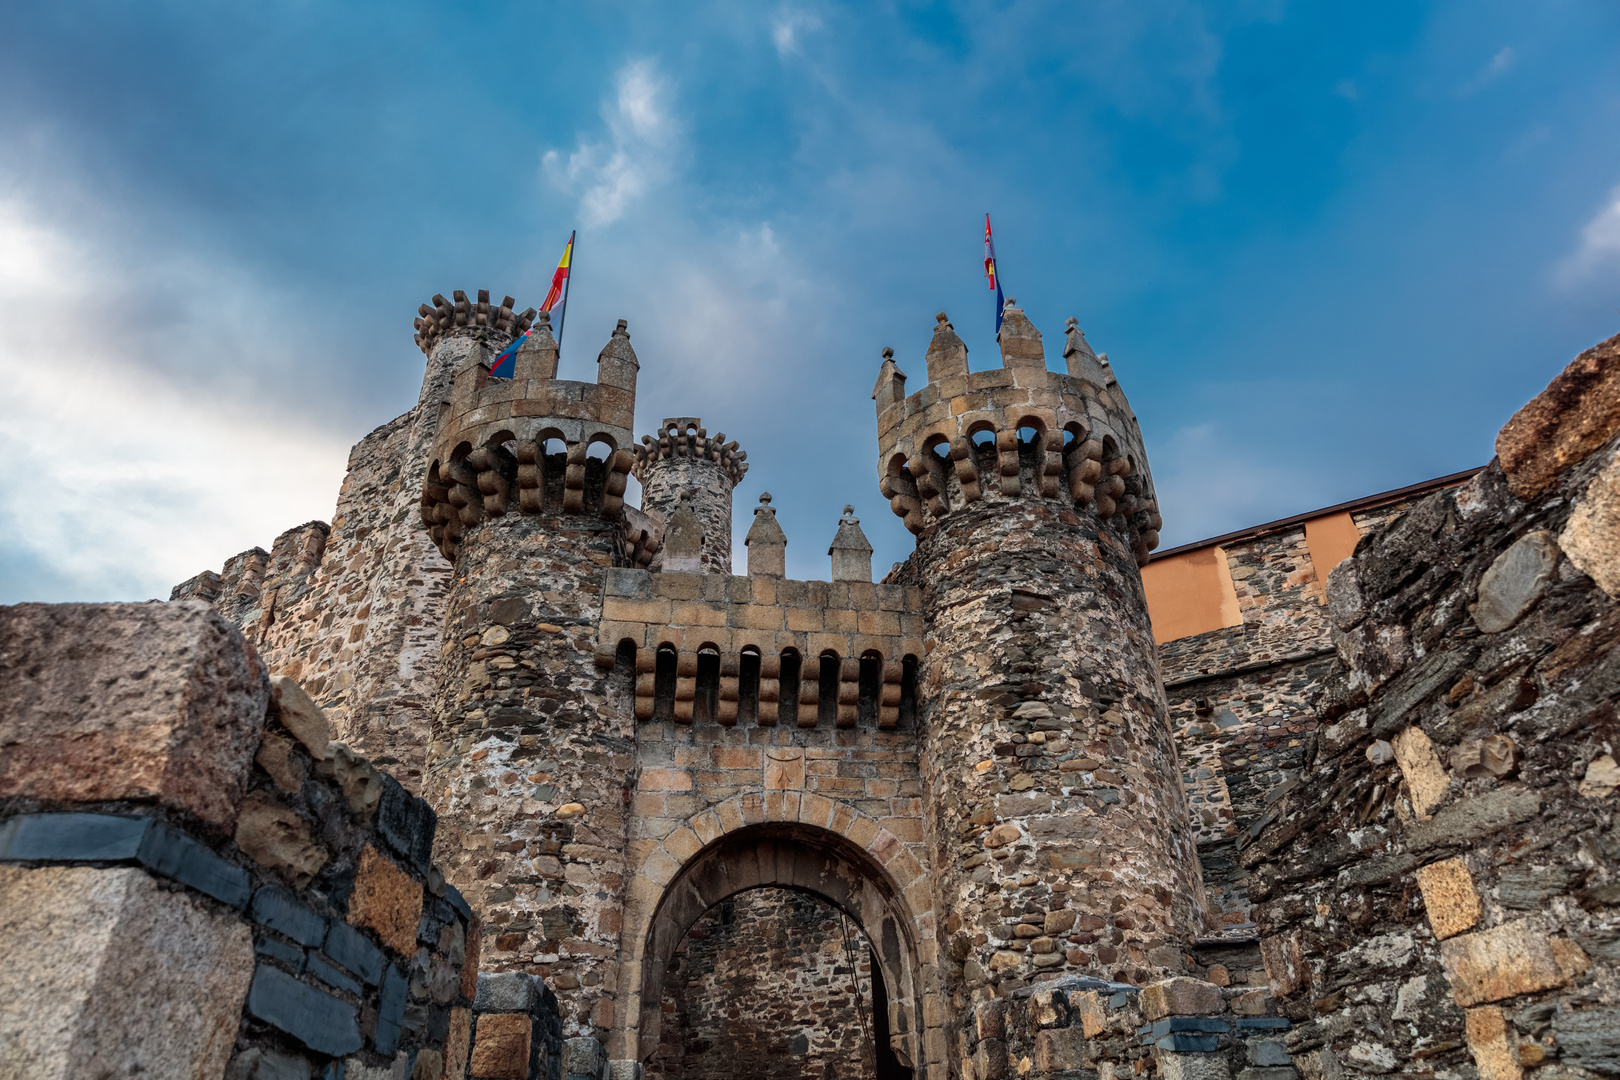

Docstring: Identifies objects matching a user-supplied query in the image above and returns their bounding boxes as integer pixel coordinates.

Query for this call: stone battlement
[874,304,1161,562]
[632,417,749,487]
[412,288,537,356]
[596,567,923,727]
[421,313,641,559]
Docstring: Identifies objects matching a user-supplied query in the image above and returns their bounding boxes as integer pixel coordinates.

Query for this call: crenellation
[875,304,1161,564]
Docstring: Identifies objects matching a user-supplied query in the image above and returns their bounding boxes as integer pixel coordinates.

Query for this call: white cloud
[1458,46,1515,96]
[0,195,348,602]
[543,59,679,227]
[1556,183,1620,288]
[772,8,822,57]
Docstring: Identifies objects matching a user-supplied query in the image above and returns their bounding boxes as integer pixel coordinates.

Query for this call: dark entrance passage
[646,887,911,1080]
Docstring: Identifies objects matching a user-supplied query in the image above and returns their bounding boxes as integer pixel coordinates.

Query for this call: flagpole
[556,230,576,350]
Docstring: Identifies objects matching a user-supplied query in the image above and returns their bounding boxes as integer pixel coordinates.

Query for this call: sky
[1,0,1618,601]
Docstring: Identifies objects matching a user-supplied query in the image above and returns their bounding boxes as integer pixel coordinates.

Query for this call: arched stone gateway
[616,805,942,1076]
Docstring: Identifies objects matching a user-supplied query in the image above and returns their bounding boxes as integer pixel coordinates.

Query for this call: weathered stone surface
[1471,531,1559,633]
[1496,331,1620,498]
[445,1007,472,1080]
[411,1048,444,1079]
[1139,977,1224,1021]
[347,844,423,957]
[1414,858,1480,939]
[225,1047,314,1079]
[470,1012,532,1078]
[1158,1051,1232,1080]
[1439,919,1569,1006]
[1559,446,1620,597]
[271,675,332,760]
[1448,734,1517,779]
[1463,1006,1522,1080]
[0,601,268,832]
[1553,1005,1620,1075]
[1392,725,1450,817]
[257,733,306,794]
[0,864,253,1079]
[236,789,328,887]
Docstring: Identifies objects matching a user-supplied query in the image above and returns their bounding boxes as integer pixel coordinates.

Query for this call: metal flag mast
[555,229,576,350]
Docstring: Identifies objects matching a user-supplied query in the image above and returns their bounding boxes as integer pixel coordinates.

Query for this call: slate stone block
[255,933,306,971]
[138,820,252,908]
[443,883,472,923]
[326,919,385,985]
[0,812,148,861]
[0,812,251,907]
[418,894,454,945]
[308,952,362,996]
[1248,1038,1293,1066]
[376,775,436,876]
[1156,1034,1220,1052]
[1152,1018,1231,1037]
[253,885,328,947]
[1235,1018,1290,1031]
[476,971,541,1013]
[246,963,362,1056]
[374,964,408,1057]
[226,1047,314,1079]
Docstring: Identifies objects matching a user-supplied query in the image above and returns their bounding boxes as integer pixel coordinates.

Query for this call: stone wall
[1160,484,1472,936]
[647,887,879,1080]
[0,601,477,1080]
[1249,332,1620,1078]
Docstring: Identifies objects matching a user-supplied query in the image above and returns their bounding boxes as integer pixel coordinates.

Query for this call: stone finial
[872,347,907,410]
[828,505,874,583]
[926,312,969,384]
[597,318,639,393]
[745,493,787,578]
[1062,316,1101,379]
[997,299,1044,370]
[515,310,559,380]
[661,494,703,574]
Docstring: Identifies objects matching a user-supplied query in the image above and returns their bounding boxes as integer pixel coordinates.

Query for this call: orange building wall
[1141,545,1242,645]
[1303,512,1362,602]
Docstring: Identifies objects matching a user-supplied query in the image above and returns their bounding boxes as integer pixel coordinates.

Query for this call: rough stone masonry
[8,270,1606,1080]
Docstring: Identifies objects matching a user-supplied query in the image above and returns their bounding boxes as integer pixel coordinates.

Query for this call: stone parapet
[872,305,1161,564]
[422,314,639,561]
[413,288,537,357]
[597,567,923,728]
[0,601,477,1080]
[632,417,747,576]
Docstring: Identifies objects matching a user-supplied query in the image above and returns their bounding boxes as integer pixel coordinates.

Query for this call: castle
[2,283,1616,1080]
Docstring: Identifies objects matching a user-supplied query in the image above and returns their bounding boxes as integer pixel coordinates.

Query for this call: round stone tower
[631,418,748,574]
[417,307,644,1043]
[871,303,1201,1013]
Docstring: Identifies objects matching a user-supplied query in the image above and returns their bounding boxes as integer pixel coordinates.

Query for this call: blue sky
[2,1,1618,600]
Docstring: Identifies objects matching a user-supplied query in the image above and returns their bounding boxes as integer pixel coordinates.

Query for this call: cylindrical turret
[631,417,748,575]
[872,303,1201,1026]
[418,304,648,1048]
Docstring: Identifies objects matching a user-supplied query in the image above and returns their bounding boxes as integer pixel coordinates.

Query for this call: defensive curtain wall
[130,276,1620,1080]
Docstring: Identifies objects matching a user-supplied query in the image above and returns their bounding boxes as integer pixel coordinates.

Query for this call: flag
[489,329,523,379]
[488,231,574,379]
[541,231,574,313]
[984,214,1006,334]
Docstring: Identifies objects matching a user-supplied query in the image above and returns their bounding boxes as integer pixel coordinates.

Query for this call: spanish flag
[490,232,575,379]
[541,230,574,314]
[984,214,1006,334]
